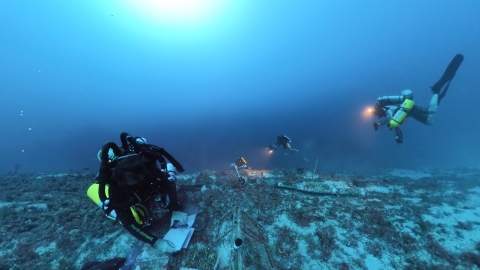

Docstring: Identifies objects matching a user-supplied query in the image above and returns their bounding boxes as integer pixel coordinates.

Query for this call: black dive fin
[431,54,464,94]
[81,258,126,270]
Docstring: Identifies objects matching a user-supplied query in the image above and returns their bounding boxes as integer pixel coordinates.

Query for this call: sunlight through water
[120,0,229,28]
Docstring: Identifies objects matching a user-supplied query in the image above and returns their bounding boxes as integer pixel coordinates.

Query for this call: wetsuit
[108,182,159,245]
[276,135,291,149]
[98,155,178,245]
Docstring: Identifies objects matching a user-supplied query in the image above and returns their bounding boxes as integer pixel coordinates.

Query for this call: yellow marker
[240,157,246,164]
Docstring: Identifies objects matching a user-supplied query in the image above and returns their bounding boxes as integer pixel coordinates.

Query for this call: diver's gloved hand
[170,211,188,227]
[152,239,176,254]
[103,199,110,207]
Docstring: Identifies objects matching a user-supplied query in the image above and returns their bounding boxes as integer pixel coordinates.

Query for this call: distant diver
[372,54,464,144]
[231,156,247,183]
[268,135,309,161]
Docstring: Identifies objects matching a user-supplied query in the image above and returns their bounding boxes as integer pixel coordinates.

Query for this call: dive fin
[283,150,309,161]
[81,258,126,270]
[431,54,464,94]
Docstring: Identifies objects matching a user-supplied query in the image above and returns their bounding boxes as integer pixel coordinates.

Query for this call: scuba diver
[372,54,464,144]
[268,135,309,161]
[88,132,185,254]
[233,156,247,169]
[231,156,247,183]
[268,135,293,152]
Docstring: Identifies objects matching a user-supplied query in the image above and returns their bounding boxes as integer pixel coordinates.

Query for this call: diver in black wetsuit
[268,135,293,152]
[372,54,464,144]
[267,135,309,161]
[95,132,185,252]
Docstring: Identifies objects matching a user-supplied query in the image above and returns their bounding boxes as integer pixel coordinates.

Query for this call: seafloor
[1,167,480,269]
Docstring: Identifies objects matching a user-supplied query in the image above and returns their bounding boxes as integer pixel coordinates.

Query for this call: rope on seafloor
[275,182,364,197]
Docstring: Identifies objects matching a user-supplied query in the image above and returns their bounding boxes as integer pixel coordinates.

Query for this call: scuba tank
[388,90,415,128]
[389,99,415,128]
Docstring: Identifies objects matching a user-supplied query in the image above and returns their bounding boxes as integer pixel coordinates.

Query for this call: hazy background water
[1,1,479,174]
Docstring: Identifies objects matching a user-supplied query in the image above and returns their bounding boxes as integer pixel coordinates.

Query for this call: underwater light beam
[121,0,226,27]
[362,106,375,120]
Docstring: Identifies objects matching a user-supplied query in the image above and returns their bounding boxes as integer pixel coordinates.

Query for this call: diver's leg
[425,94,439,125]
[116,207,158,245]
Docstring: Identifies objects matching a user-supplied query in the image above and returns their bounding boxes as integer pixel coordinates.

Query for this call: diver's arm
[383,106,396,120]
[375,106,396,126]
[375,118,389,127]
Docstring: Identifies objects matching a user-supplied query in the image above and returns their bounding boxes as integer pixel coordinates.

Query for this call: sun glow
[121,0,227,27]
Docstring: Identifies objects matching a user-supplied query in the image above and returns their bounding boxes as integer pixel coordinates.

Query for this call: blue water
[1,1,479,174]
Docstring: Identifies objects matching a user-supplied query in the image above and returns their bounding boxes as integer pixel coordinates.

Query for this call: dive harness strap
[97,141,123,203]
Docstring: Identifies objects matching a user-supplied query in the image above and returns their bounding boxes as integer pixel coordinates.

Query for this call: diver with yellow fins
[372,54,464,144]
[268,135,309,161]
[88,132,185,253]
